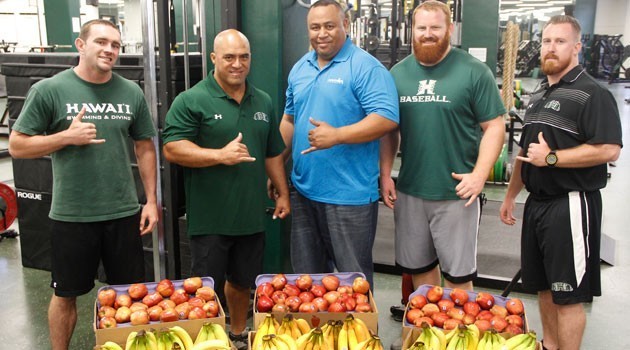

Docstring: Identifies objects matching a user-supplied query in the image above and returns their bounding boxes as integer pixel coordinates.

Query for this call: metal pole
[199,0,208,78]
[140,0,166,280]
[182,0,191,89]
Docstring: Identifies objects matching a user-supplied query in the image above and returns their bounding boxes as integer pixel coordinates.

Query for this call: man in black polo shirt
[500,15,622,350]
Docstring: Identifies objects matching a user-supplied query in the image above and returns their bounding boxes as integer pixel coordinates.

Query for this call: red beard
[541,53,570,75]
[413,33,451,65]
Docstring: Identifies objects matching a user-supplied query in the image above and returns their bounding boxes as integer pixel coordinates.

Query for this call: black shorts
[521,191,602,304]
[190,232,264,303]
[50,211,145,297]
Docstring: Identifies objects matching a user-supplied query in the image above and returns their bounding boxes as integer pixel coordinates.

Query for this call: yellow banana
[272,334,290,350]
[145,331,158,350]
[126,331,139,350]
[211,323,230,345]
[296,318,312,335]
[101,341,124,350]
[192,339,233,350]
[171,325,195,350]
[350,316,370,343]
[195,324,210,345]
[429,326,446,350]
[504,333,528,350]
[476,332,487,350]
[347,325,358,350]
[484,332,494,350]
[297,331,313,350]
[255,315,273,350]
[277,333,299,350]
[338,322,349,350]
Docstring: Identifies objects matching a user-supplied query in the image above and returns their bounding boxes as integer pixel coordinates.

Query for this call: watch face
[546,153,558,166]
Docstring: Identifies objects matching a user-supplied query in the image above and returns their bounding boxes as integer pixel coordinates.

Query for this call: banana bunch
[444,325,479,350]
[125,330,158,350]
[475,329,506,350]
[277,315,312,340]
[296,327,330,350]
[256,334,298,350]
[502,331,537,350]
[253,314,281,350]
[355,334,384,350]
[413,322,446,350]
[193,323,231,350]
[154,326,195,350]
[320,320,340,350]
[406,341,430,350]
[337,314,371,350]
[99,341,124,350]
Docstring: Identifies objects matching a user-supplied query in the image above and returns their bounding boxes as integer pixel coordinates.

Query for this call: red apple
[160,308,179,322]
[256,282,275,298]
[505,324,524,335]
[170,289,189,305]
[414,317,434,327]
[437,299,455,312]
[447,307,466,321]
[183,277,203,294]
[327,301,346,312]
[475,292,495,310]
[188,296,205,309]
[97,288,117,307]
[353,292,369,305]
[272,303,289,313]
[462,313,476,325]
[421,303,440,317]
[337,285,354,295]
[299,291,315,304]
[406,308,424,324]
[443,318,463,331]
[463,301,481,317]
[130,302,148,312]
[340,294,357,311]
[313,297,329,311]
[98,306,116,319]
[296,274,313,291]
[272,290,288,305]
[426,285,443,303]
[283,284,301,297]
[147,305,163,321]
[430,312,450,328]
[474,319,491,333]
[114,306,131,323]
[506,298,525,316]
[285,295,302,312]
[130,310,150,325]
[115,294,132,309]
[352,277,370,294]
[409,295,428,309]
[490,305,508,319]
[321,275,340,291]
[156,279,175,298]
[158,299,176,310]
[355,302,372,313]
[311,284,327,298]
[449,288,469,306]
[490,315,508,332]
[196,286,216,301]
[323,291,341,304]
[142,291,163,308]
[256,295,274,312]
[99,316,117,329]
[505,314,524,328]
[299,302,317,313]
[476,310,494,321]
[175,302,191,319]
[188,306,207,320]
[128,283,148,300]
[270,273,288,290]
[202,300,219,317]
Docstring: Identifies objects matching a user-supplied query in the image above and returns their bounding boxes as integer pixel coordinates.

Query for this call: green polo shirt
[163,73,285,236]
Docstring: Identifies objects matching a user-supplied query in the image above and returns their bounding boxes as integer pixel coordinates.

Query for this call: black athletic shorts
[521,191,602,304]
[50,211,145,297]
[190,232,264,303]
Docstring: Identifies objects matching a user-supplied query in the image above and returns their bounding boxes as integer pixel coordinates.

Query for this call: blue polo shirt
[285,37,399,205]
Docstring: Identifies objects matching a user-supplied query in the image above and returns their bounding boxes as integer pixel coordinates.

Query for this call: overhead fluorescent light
[550,0,574,4]
[501,1,522,4]
[516,3,550,6]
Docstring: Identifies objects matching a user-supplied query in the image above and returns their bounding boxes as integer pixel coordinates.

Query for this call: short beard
[413,33,451,65]
[541,54,570,75]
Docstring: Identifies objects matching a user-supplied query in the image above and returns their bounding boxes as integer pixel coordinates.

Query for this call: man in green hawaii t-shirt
[9,20,157,350]
[380,1,506,294]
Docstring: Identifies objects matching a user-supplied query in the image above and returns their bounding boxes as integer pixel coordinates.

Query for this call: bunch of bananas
[475,329,506,350]
[125,329,158,350]
[154,326,195,350]
[296,327,330,350]
[320,320,341,350]
[337,314,371,350]
[502,331,537,350]
[443,325,479,350]
[412,322,446,350]
[258,333,299,350]
[253,314,281,350]
[406,341,430,350]
[192,323,232,350]
[276,315,312,340]
[354,334,384,350]
[99,341,124,350]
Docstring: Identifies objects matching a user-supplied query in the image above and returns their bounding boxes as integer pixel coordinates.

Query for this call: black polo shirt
[520,65,622,197]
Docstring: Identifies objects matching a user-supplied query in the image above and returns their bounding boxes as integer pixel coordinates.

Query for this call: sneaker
[390,337,403,350]
[229,329,250,350]
[390,305,405,322]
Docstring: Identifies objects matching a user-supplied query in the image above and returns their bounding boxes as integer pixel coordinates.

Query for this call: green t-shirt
[390,48,506,200]
[162,74,285,236]
[12,69,156,222]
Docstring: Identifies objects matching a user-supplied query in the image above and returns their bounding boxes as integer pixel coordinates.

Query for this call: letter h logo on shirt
[417,80,437,95]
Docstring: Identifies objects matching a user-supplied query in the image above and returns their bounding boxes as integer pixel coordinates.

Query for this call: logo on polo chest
[544,100,561,111]
[253,112,269,122]
[399,79,450,103]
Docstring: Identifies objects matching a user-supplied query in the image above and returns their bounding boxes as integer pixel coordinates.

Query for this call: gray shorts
[394,191,480,283]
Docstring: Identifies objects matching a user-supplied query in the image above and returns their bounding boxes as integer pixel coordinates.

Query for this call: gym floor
[0,79,629,349]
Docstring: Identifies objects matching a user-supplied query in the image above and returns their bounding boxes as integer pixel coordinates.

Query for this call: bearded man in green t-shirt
[9,20,158,350]
[380,1,506,293]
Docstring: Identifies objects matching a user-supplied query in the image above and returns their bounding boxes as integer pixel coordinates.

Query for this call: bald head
[211,29,251,93]
[213,29,250,53]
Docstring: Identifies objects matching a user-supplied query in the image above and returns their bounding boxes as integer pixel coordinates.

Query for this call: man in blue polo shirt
[278,0,399,286]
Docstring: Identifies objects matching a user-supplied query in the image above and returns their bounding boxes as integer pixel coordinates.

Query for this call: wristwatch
[545,150,558,167]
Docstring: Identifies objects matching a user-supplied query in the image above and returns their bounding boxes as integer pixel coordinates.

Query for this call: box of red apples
[253,272,378,332]
[401,284,530,341]
[93,276,226,347]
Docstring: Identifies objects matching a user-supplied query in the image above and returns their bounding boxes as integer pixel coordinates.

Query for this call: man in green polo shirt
[162,29,289,350]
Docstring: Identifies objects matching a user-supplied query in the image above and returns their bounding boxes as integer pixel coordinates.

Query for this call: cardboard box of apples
[401,284,529,342]
[253,272,378,333]
[93,276,226,347]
